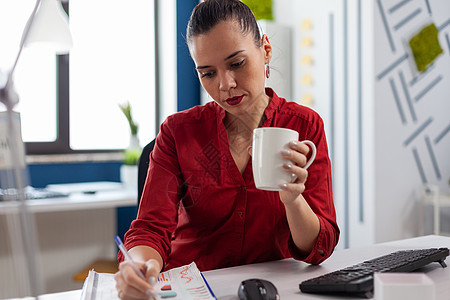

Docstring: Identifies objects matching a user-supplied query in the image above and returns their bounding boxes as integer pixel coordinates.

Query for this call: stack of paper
[81,262,216,300]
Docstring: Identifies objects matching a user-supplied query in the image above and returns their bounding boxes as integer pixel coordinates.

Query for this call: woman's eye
[231,60,244,67]
[201,71,214,78]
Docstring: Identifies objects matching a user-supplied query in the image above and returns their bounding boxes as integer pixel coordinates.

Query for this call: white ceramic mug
[252,127,317,191]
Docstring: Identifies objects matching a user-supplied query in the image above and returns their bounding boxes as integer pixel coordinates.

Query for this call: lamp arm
[0,0,41,108]
[1,1,57,296]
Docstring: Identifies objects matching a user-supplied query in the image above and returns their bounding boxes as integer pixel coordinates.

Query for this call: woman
[115,0,339,299]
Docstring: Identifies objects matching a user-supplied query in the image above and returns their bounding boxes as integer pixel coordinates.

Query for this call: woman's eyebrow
[196,50,245,70]
[224,50,245,60]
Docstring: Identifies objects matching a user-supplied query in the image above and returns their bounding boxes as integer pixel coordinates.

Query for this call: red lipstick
[225,95,243,106]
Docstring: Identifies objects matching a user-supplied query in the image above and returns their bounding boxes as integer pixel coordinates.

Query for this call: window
[0,0,57,143]
[0,0,157,153]
[69,0,156,150]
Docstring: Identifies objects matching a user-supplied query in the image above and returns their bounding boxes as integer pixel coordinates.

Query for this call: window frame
[24,1,160,155]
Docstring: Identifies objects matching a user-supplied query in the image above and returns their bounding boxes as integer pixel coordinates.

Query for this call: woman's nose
[219,71,236,91]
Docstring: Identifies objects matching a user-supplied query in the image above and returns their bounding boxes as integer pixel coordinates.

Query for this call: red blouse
[120,88,339,271]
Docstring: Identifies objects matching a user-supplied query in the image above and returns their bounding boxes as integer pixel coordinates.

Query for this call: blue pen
[114,235,158,299]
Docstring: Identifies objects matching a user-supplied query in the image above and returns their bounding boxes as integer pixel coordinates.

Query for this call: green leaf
[119,101,139,136]
[123,148,141,165]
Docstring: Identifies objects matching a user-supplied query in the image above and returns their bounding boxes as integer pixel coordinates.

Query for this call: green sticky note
[159,291,177,298]
[409,23,443,72]
[241,0,273,20]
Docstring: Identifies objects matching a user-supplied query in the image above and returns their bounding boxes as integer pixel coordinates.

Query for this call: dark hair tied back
[186,0,261,47]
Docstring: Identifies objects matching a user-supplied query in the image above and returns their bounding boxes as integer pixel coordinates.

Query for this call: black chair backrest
[137,139,156,203]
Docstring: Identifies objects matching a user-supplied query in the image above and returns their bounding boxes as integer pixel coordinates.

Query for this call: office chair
[137,138,156,203]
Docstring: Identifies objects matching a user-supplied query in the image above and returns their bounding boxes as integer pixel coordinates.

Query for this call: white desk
[0,189,136,214]
[204,235,450,299]
[0,182,137,298]
[0,182,137,214]
[14,235,450,300]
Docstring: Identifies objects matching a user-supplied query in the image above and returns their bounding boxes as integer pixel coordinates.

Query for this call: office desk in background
[0,185,136,214]
[16,235,450,300]
[0,182,137,296]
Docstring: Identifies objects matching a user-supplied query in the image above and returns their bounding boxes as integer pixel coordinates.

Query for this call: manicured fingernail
[281,149,290,156]
[289,140,298,146]
[146,289,158,299]
[279,183,288,190]
[148,276,157,286]
[283,163,292,170]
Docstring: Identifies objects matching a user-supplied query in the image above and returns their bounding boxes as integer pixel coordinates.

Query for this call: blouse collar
[262,88,281,126]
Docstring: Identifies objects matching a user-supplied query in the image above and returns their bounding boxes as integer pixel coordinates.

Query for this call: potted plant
[119,101,141,189]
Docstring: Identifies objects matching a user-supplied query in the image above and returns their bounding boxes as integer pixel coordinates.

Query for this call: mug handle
[301,140,316,169]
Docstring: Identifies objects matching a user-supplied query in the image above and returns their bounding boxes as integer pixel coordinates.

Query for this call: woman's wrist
[282,194,302,207]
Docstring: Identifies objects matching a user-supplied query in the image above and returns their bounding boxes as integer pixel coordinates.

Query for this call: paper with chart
[81,262,215,300]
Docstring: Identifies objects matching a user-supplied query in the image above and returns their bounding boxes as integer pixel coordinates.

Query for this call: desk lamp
[0,0,72,297]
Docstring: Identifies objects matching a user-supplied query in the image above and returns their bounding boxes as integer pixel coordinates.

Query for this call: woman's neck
[224,94,270,135]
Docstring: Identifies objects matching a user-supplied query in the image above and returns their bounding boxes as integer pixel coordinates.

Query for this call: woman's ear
[261,34,273,64]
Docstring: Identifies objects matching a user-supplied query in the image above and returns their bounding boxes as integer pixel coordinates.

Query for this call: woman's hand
[114,259,161,300]
[278,140,311,204]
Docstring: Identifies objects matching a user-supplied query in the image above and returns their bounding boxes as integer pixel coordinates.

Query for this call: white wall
[272,0,450,248]
[259,20,292,101]
[272,0,376,249]
[373,0,450,241]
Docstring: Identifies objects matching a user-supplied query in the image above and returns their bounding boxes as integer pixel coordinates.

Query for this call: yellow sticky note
[301,36,313,47]
[301,19,313,31]
[301,93,314,105]
[301,74,313,86]
[300,55,313,66]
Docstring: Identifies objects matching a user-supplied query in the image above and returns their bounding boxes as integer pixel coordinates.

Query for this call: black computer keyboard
[299,247,449,298]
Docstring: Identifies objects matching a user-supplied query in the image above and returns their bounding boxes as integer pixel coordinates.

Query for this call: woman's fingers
[282,163,308,183]
[116,261,156,299]
[279,181,306,194]
[281,140,310,168]
[115,271,144,299]
[115,274,147,299]
[144,259,161,285]
[290,140,310,155]
[279,140,310,201]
